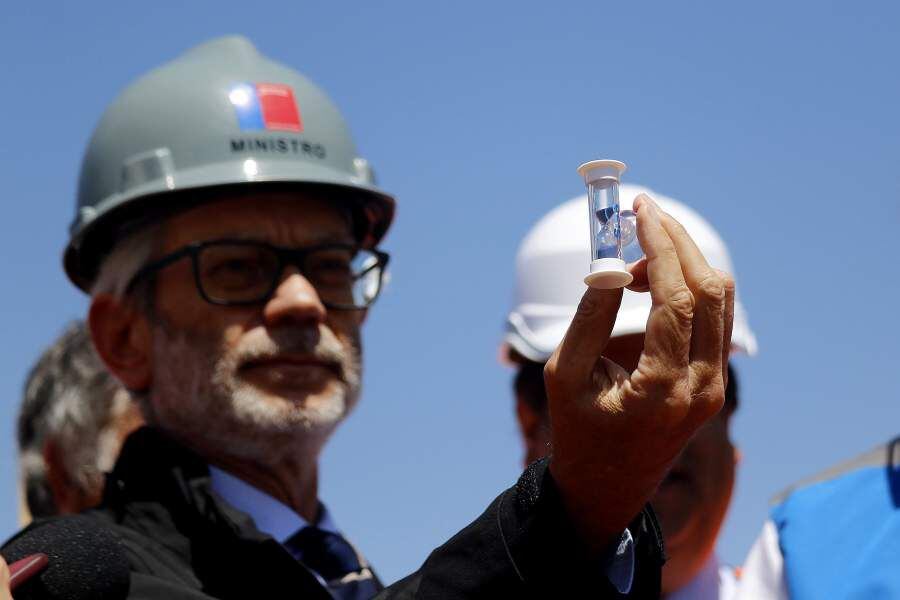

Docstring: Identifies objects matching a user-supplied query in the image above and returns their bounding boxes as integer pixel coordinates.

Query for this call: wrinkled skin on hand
[545,194,735,552]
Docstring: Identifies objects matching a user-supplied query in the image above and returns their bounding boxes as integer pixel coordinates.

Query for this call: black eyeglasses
[126,239,390,310]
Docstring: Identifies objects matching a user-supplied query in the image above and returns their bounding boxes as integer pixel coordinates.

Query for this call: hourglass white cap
[577,159,627,183]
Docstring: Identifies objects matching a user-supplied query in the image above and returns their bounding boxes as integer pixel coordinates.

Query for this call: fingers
[632,195,692,376]
[656,209,726,386]
[717,268,735,384]
[625,258,649,292]
[0,555,10,600]
[550,286,624,379]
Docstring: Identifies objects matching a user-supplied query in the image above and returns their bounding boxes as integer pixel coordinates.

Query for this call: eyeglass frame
[124,238,391,310]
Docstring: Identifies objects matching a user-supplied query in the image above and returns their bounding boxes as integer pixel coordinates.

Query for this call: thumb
[551,286,623,377]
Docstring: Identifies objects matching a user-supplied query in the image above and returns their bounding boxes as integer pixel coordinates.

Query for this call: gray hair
[18,321,132,518]
[90,221,162,299]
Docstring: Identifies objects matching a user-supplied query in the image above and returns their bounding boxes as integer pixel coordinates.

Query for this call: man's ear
[515,400,551,466]
[516,399,542,442]
[89,294,153,391]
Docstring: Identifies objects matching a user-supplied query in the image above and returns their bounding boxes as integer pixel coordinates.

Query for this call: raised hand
[544,194,734,550]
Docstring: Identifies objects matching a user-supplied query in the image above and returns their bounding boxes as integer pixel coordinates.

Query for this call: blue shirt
[209,465,633,594]
[208,467,339,542]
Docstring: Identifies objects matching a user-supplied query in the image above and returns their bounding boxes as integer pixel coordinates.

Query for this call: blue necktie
[284,526,381,600]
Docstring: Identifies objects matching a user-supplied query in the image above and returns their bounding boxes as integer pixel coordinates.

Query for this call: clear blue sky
[1,0,898,582]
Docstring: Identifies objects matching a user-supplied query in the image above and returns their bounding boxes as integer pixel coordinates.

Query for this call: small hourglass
[577,159,633,289]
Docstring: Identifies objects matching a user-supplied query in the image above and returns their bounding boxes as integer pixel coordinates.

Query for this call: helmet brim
[64,159,395,292]
[504,300,758,364]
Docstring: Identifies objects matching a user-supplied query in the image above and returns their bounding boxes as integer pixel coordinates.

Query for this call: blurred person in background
[17,321,142,523]
[503,185,758,599]
[736,436,900,599]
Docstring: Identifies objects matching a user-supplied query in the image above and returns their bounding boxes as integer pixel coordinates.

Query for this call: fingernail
[634,193,659,216]
[633,193,649,212]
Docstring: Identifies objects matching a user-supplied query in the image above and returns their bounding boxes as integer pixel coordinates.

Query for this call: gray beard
[145,322,361,465]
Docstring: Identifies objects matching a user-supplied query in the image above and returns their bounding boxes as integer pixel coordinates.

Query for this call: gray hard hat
[64,35,395,291]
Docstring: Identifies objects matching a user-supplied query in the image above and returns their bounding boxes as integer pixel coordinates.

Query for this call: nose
[262,267,327,327]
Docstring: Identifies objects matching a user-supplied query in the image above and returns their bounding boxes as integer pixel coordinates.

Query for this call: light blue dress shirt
[208,466,340,541]
[209,466,633,595]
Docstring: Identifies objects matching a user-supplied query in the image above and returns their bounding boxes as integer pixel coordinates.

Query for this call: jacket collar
[104,426,260,538]
[101,426,335,599]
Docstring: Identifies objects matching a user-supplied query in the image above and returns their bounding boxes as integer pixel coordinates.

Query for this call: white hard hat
[504,184,758,362]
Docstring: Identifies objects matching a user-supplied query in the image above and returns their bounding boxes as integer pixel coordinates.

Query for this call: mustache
[234,327,354,379]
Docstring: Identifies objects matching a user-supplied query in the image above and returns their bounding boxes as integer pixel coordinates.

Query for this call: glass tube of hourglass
[577,159,633,289]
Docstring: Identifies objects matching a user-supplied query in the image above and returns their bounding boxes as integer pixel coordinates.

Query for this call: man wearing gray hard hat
[2,36,734,599]
[504,186,757,599]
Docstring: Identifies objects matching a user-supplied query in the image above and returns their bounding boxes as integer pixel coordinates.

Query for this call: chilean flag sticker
[229,82,303,132]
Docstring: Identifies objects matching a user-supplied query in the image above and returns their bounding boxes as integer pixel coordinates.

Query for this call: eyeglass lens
[196,243,381,307]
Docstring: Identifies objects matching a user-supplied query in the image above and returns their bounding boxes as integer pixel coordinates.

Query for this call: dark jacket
[5,427,664,598]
